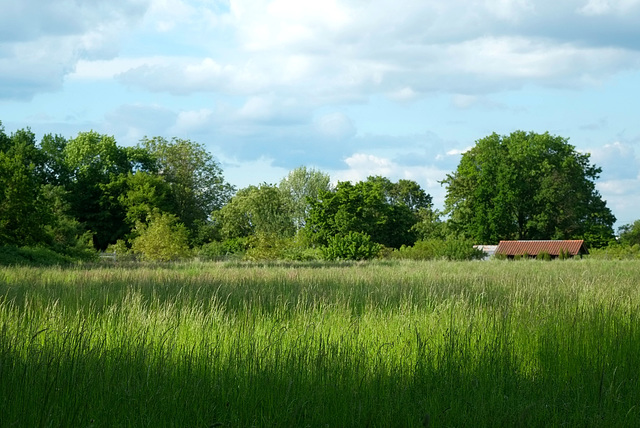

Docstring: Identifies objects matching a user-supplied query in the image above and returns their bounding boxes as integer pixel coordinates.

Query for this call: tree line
[1,121,628,263]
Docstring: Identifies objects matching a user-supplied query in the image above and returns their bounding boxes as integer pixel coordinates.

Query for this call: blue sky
[1,0,639,228]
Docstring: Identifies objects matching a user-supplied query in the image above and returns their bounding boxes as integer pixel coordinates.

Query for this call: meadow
[1,259,640,427]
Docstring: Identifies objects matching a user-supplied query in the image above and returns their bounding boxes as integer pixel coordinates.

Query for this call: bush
[0,246,75,266]
[105,240,136,262]
[245,233,292,261]
[588,243,640,260]
[390,238,484,261]
[131,213,191,262]
[198,238,249,261]
[536,251,552,261]
[321,232,382,261]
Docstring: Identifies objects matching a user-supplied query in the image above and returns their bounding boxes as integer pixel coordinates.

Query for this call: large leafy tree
[64,131,133,249]
[305,177,423,248]
[0,126,51,245]
[279,166,331,231]
[140,137,234,233]
[213,183,295,240]
[365,176,432,212]
[443,131,615,247]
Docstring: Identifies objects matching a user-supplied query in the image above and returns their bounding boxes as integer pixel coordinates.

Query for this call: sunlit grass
[1,259,640,426]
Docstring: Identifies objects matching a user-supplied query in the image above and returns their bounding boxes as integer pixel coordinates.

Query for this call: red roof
[495,240,588,257]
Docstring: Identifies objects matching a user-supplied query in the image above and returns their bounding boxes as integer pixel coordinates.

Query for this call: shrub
[105,239,136,262]
[131,213,190,262]
[536,251,552,261]
[588,243,640,260]
[390,238,484,261]
[0,246,74,266]
[245,233,294,261]
[198,238,249,261]
[558,248,570,260]
[321,232,382,261]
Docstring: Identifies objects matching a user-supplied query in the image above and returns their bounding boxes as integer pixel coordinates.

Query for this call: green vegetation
[3,121,636,264]
[2,260,640,427]
[443,131,616,247]
[391,238,485,261]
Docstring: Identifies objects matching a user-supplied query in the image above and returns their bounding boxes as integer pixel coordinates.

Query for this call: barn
[494,240,588,259]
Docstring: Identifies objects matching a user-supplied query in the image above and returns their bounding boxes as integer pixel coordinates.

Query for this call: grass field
[1,259,640,427]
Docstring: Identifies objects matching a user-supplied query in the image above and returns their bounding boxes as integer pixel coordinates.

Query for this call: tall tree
[443,131,616,247]
[365,176,432,212]
[279,166,331,230]
[305,177,421,248]
[0,126,50,245]
[140,137,234,232]
[213,183,295,240]
[64,131,133,249]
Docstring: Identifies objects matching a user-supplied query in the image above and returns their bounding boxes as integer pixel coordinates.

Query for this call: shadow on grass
[2,324,640,428]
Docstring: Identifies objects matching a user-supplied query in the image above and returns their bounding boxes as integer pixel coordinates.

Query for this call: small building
[495,240,588,259]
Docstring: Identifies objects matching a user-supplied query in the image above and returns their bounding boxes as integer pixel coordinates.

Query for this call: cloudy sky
[1,0,639,227]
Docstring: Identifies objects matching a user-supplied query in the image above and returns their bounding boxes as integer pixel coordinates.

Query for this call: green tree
[116,171,174,228]
[39,133,71,187]
[64,131,133,249]
[305,177,421,248]
[279,166,331,230]
[130,212,190,261]
[618,220,640,246]
[412,208,448,240]
[214,183,295,240]
[0,126,51,246]
[443,131,615,247]
[140,137,234,233]
[365,176,432,212]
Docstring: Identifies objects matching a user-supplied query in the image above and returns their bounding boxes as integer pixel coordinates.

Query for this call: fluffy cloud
[0,0,150,100]
[588,141,640,180]
[105,0,640,107]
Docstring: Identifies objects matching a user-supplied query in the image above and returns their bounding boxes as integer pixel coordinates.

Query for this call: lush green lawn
[2,259,640,427]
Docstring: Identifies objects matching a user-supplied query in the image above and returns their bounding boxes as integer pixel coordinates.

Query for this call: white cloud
[588,141,639,180]
[314,113,356,139]
[388,87,418,102]
[171,109,216,134]
[0,0,150,99]
[445,147,472,156]
[578,0,640,16]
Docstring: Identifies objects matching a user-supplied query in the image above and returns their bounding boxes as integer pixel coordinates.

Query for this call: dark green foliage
[198,238,249,260]
[365,175,432,212]
[0,245,94,266]
[306,177,423,249]
[412,207,449,240]
[213,183,295,240]
[391,238,485,261]
[0,126,52,246]
[64,131,134,249]
[443,131,616,247]
[140,136,234,233]
[321,231,382,260]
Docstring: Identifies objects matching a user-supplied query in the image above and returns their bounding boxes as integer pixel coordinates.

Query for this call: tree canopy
[443,131,616,247]
[305,176,425,249]
[279,166,331,231]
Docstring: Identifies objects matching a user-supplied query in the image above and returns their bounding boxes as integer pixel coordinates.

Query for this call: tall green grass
[1,259,640,427]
